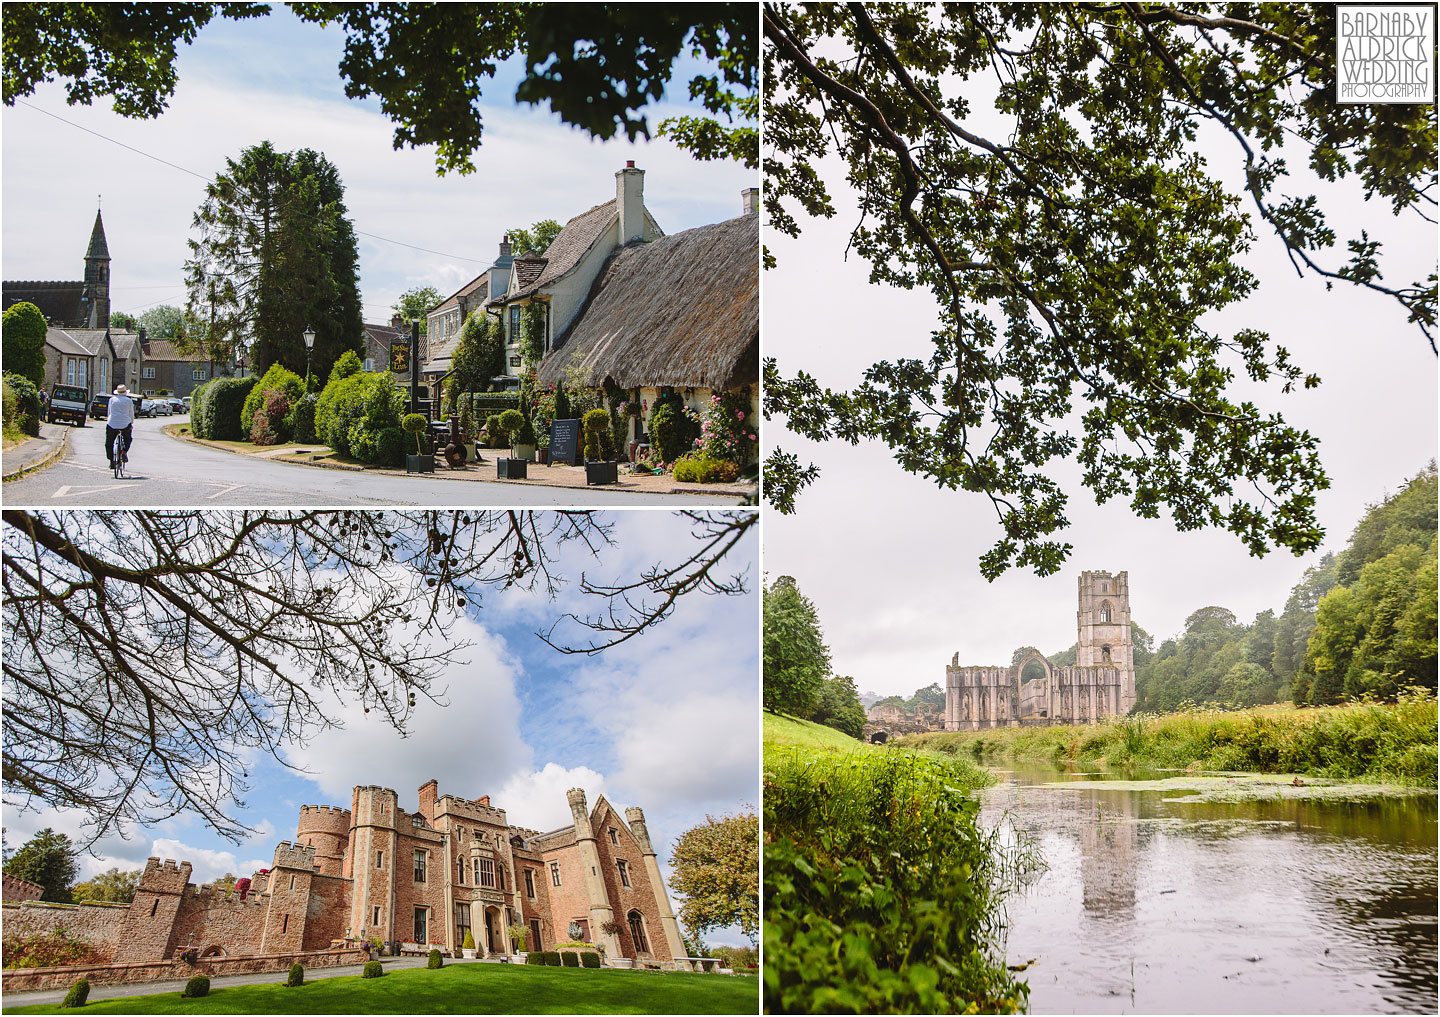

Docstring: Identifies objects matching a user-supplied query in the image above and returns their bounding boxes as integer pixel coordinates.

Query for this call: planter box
[461,949,476,960]
[514,443,536,462]
[406,454,435,474]
[536,448,550,465]
[497,458,528,480]
[585,460,619,486]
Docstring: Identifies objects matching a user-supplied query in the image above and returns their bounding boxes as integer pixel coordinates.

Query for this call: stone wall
[1,946,368,993]
[2,900,129,963]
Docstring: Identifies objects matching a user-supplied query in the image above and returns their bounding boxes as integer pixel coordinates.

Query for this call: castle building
[7,782,686,971]
[944,570,1137,730]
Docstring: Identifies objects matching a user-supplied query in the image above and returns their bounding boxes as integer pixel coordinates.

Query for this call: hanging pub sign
[389,341,410,372]
[548,418,582,466]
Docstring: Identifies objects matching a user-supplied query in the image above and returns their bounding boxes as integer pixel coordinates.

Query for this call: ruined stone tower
[1076,570,1135,712]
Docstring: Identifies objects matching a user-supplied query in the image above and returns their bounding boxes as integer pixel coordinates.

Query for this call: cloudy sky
[4,511,759,947]
[765,91,1437,699]
[1,7,757,325]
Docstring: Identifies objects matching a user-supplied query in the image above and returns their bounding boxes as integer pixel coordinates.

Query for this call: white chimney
[616,161,646,245]
[742,187,759,215]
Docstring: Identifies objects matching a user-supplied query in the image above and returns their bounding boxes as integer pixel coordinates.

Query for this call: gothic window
[628,910,649,953]
[550,861,562,887]
[457,859,465,885]
[414,849,427,882]
[609,827,619,846]
[373,905,381,926]
[472,857,479,884]
[1102,645,1112,662]
[477,857,496,888]
[617,860,631,888]
[498,865,505,891]
[1099,600,1113,623]
[414,907,428,943]
[525,869,536,898]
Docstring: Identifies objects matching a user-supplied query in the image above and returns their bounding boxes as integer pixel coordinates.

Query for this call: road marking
[205,484,244,500]
[54,484,126,498]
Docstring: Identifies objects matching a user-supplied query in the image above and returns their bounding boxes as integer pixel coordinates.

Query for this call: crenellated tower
[1076,570,1135,712]
[567,788,621,957]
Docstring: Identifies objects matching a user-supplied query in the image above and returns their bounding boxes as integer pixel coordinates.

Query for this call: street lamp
[303,325,316,389]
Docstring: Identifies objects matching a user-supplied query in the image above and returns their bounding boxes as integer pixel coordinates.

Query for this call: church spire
[87,208,110,261]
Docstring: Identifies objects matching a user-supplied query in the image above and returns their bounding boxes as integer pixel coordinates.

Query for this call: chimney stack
[615,162,646,245]
[742,187,759,216]
[499,235,512,259]
[391,313,405,330]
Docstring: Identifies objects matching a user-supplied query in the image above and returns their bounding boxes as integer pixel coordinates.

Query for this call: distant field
[900,696,1438,785]
[3,963,757,1015]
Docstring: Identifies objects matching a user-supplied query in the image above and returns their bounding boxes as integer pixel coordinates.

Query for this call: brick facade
[6,781,685,978]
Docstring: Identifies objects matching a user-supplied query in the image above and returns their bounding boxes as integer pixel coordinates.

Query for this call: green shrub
[290,393,319,443]
[673,454,741,484]
[241,363,306,435]
[715,945,758,971]
[3,928,94,968]
[2,300,48,387]
[525,951,546,965]
[285,962,304,987]
[3,371,40,436]
[484,413,508,448]
[765,748,1025,1014]
[580,951,601,968]
[376,426,406,467]
[328,350,363,385]
[582,407,610,461]
[470,392,521,414]
[362,960,383,978]
[250,388,292,445]
[181,975,210,998]
[199,376,258,440]
[427,948,443,969]
[648,395,700,464]
[560,951,580,967]
[316,371,403,458]
[497,408,526,444]
[59,978,89,1008]
[543,951,562,966]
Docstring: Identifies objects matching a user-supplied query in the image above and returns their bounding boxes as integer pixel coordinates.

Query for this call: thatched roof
[535,212,757,392]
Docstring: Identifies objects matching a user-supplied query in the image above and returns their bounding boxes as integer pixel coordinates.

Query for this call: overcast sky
[764,90,1437,700]
[1,7,757,325]
[4,512,758,947]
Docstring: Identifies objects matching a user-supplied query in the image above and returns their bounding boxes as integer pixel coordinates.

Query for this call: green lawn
[763,711,869,752]
[4,963,757,1015]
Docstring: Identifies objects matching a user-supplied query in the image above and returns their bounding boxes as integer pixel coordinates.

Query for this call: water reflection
[981,770,1438,1014]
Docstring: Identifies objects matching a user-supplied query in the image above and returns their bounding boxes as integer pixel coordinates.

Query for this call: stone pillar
[567,788,622,958]
[469,900,488,958]
[624,806,687,962]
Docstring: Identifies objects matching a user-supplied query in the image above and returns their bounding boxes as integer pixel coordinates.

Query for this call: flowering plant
[693,391,756,465]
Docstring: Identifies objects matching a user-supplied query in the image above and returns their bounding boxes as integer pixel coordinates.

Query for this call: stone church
[2,210,111,327]
[945,570,1137,729]
[3,781,688,972]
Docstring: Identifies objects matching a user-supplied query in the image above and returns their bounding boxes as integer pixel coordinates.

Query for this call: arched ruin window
[1021,658,1047,683]
[1099,600,1112,623]
[1102,645,1112,662]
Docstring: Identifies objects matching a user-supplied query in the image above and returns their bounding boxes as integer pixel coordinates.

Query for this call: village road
[2,416,720,507]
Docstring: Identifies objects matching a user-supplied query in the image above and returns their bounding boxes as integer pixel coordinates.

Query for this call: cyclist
[105,383,135,470]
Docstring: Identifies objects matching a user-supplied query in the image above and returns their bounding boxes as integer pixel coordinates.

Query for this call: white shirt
[107,394,135,428]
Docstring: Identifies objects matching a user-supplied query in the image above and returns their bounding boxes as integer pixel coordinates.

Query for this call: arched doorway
[1012,651,1052,721]
[870,731,888,744]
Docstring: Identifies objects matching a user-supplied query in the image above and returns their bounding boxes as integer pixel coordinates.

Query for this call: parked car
[165,397,186,414]
[153,399,174,416]
[48,384,89,426]
[138,399,161,417]
[90,393,112,419]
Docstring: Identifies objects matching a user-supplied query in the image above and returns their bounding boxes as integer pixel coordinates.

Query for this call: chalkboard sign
[548,418,582,466]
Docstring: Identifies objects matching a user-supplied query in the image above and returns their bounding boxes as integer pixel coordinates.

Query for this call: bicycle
[112,442,127,479]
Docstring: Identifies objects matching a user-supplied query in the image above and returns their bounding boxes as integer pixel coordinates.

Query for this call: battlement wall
[138,858,193,894]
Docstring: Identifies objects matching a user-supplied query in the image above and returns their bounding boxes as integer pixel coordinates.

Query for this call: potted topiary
[401,413,434,473]
[496,408,528,478]
[582,408,617,485]
[507,924,529,962]
[461,928,476,960]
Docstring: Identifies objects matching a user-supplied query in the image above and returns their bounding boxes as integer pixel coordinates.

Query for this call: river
[980,768,1438,1014]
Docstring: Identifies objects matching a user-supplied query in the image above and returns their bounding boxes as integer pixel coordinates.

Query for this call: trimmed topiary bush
[525,951,546,965]
[290,392,319,443]
[484,413,508,448]
[560,951,580,967]
[582,407,610,461]
[181,975,210,998]
[362,960,384,978]
[401,413,429,456]
[59,978,89,1008]
[580,951,601,968]
[286,962,304,987]
[427,948,443,969]
[199,376,258,440]
[648,393,700,464]
[497,409,526,449]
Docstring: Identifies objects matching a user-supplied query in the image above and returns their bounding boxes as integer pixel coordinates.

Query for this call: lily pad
[1031,774,1435,803]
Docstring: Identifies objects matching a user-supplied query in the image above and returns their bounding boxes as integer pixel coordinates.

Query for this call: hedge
[4,371,41,436]
[241,363,306,437]
[192,376,257,440]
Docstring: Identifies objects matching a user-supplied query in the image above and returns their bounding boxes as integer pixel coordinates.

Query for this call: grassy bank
[763,714,1025,1014]
[900,695,1438,785]
[4,962,755,1014]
